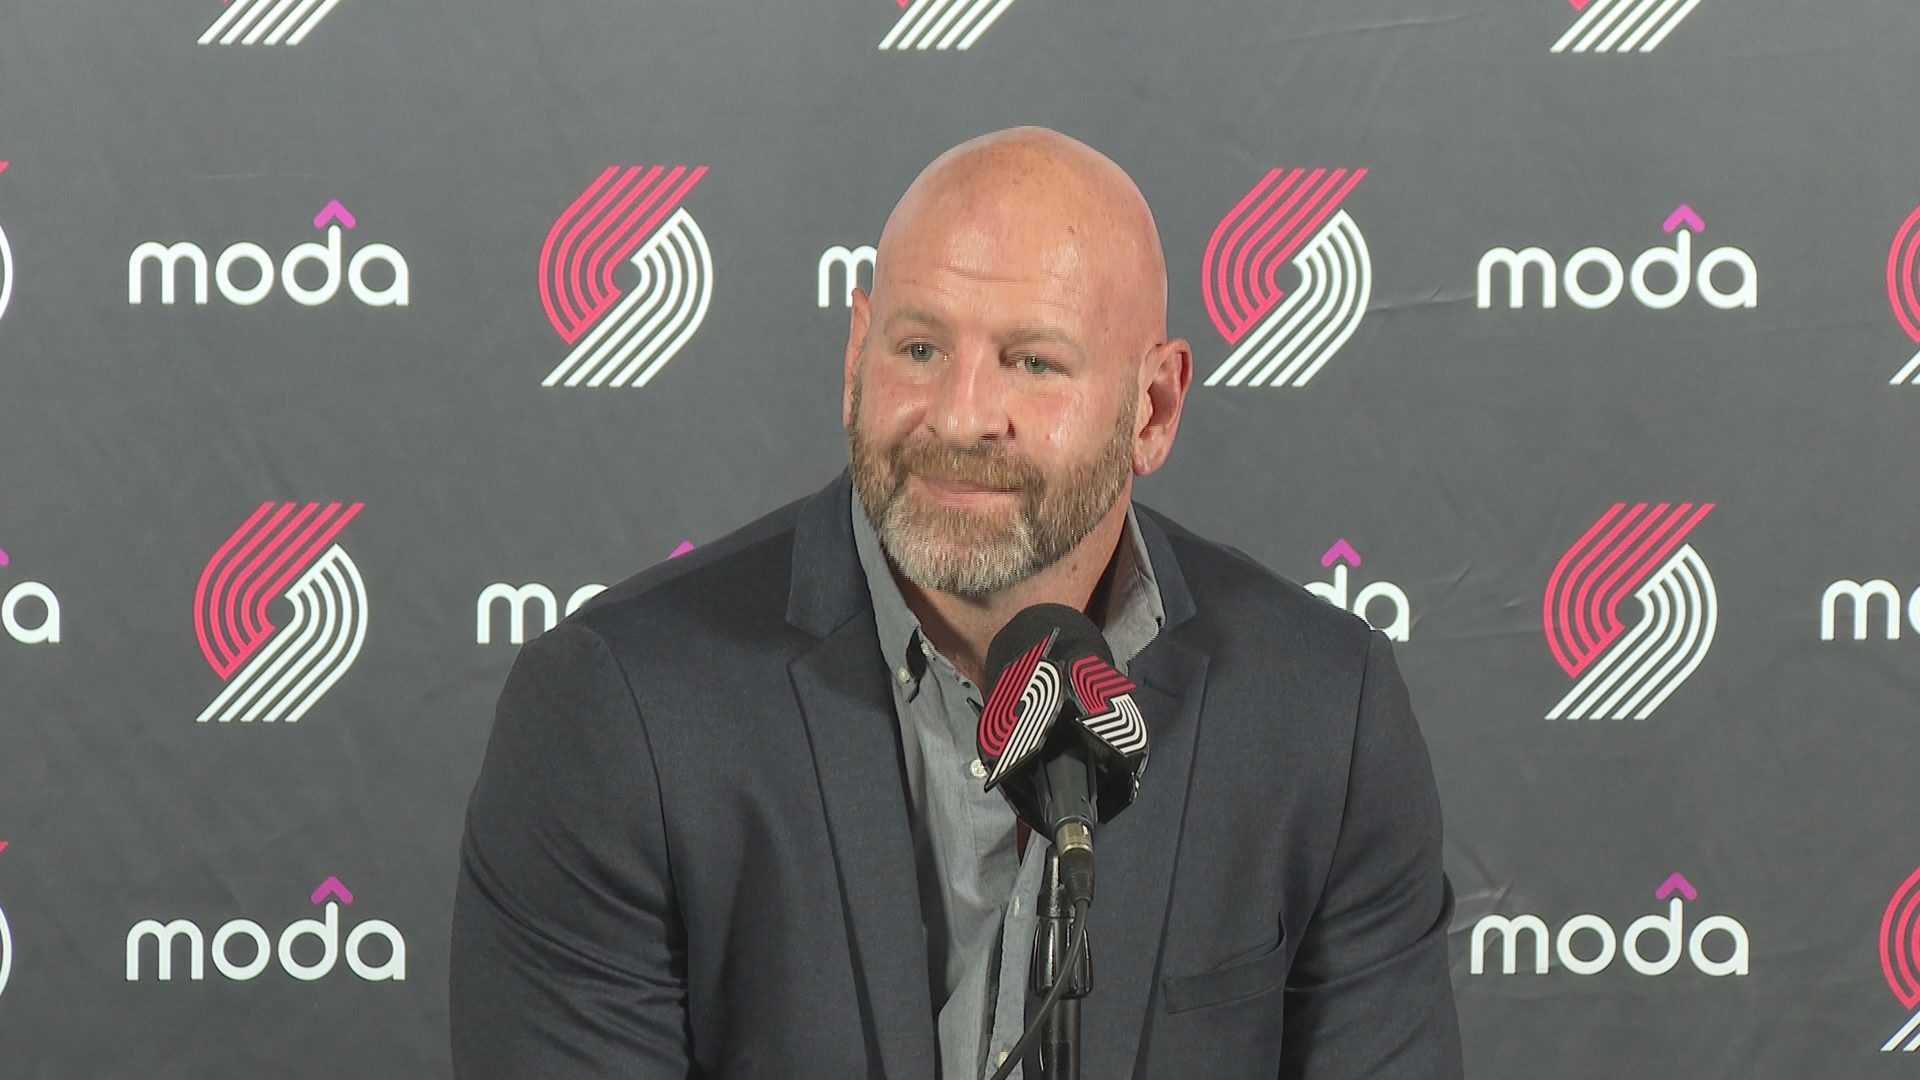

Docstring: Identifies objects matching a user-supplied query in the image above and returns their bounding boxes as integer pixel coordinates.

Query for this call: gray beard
[849,381,1135,599]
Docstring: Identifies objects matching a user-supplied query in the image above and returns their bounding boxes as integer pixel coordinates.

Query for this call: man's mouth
[909,473,1021,508]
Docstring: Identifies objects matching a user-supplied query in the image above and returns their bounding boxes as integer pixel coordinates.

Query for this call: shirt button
[896,666,912,684]
[920,639,934,658]
[970,758,988,779]
[996,1050,1010,1067]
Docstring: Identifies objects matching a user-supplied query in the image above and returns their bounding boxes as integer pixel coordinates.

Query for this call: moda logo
[1202,169,1370,389]
[1543,503,1716,720]
[130,201,407,309]
[1304,540,1410,641]
[1550,0,1702,53]
[539,166,713,389]
[1882,866,1920,1050]
[126,876,403,983]
[818,244,876,308]
[477,543,691,644]
[1478,204,1755,312]
[194,503,367,724]
[1819,576,1920,640]
[1,544,60,646]
[1885,207,1920,385]
[879,0,1019,50]
[1470,872,1748,977]
[198,0,341,46]
[0,161,12,323]
[478,583,606,645]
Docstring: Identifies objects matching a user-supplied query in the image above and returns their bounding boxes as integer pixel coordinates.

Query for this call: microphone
[976,603,1150,910]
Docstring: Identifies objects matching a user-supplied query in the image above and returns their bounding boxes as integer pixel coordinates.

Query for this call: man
[451,128,1462,1079]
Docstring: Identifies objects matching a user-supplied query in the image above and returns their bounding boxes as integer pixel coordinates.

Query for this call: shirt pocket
[1160,937,1289,1015]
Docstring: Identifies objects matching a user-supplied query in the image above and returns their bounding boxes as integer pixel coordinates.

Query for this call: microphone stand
[1032,846,1090,1080]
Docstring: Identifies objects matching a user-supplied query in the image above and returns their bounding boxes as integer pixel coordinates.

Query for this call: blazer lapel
[787,473,937,1080]
[1079,508,1209,1080]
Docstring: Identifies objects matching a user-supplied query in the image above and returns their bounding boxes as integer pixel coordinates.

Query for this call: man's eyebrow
[883,307,949,336]
[1003,325,1088,361]
[879,309,1088,361]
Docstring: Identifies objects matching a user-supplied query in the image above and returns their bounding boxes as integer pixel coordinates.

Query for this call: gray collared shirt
[851,491,1164,1080]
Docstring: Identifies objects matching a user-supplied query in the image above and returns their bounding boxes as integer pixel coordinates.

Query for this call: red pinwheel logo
[1882,867,1920,1051]
[538,166,714,389]
[1068,655,1146,757]
[1550,0,1702,53]
[0,839,11,999]
[0,160,12,324]
[878,0,1020,50]
[1543,503,1717,720]
[1886,207,1920,385]
[1201,168,1371,389]
[977,637,1063,785]
[194,503,367,725]
[198,0,341,45]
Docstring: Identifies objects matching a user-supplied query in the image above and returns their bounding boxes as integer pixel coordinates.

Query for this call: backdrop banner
[1,1,1917,1076]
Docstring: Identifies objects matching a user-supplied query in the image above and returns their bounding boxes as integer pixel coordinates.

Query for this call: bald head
[841,128,1193,614]
[874,127,1169,350]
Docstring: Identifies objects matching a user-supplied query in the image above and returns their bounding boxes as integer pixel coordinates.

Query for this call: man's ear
[1134,337,1193,475]
[844,287,871,430]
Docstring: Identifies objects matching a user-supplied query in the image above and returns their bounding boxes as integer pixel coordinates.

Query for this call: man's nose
[925,342,1009,440]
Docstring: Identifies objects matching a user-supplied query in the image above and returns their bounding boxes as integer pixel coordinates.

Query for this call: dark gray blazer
[450,472,1462,1080]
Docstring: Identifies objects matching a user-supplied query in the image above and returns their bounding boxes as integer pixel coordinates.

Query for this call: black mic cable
[984,897,1089,1080]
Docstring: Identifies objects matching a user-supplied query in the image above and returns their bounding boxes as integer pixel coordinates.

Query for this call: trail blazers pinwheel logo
[1068,655,1147,757]
[1202,168,1370,389]
[978,637,1062,785]
[1551,0,1702,53]
[1544,503,1717,720]
[1884,866,1920,1050]
[198,0,341,45]
[194,503,367,725]
[0,161,13,324]
[1885,207,1920,385]
[538,166,713,389]
[0,840,11,1000]
[879,0,1018,50]
[977,640,1149,788]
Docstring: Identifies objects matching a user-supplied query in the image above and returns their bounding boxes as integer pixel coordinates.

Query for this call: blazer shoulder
[1142,507,1377,663]
[564,492,808,648]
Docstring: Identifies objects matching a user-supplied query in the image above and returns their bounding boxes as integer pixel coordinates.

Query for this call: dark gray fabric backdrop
[1,0,1917,1076]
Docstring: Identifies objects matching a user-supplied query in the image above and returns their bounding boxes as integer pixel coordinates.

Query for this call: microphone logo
[978,605,1153,831]
[1069,655,1146,757]
[979,635,1062,786]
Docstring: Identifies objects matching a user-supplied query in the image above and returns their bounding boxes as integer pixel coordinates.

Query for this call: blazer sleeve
[449,620,693,1079]
[1278,631,1464,1080]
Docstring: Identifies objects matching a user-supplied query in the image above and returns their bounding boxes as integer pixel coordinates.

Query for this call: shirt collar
[850,487,1166,679]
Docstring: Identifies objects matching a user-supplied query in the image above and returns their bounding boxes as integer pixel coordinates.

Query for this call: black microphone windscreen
[984,603,1108,691]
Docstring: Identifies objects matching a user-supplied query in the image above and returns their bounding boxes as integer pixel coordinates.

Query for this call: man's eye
[907,343,938,363]
[1019,354,1049,375]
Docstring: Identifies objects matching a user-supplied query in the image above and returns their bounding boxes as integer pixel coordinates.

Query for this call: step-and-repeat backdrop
[2,1,1917,1076]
